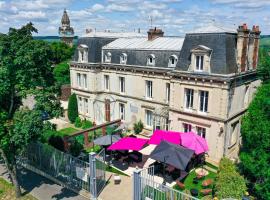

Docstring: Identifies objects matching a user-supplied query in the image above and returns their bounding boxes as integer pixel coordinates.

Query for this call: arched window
[105,52,112,63]
[168,55,178,67]
[78,44,88,63]
[120,53,127,64]
[147,54,155,66]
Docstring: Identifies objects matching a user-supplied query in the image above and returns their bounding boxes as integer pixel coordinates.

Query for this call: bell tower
[58,9,74,46]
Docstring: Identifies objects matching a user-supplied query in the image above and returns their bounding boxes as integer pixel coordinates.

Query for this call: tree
[257,47,270,83]
[68,93,78,123]
[0,23,61,197]
[50,42,75,64]
[215,158,247,199]
[53,61,70,86]
[239,83,270,199]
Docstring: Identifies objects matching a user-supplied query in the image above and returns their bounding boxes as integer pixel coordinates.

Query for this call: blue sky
[0,0,269,36]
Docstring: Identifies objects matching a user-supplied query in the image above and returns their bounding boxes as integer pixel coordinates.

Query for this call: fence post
[133,168,142,200]
[89,152,97,200]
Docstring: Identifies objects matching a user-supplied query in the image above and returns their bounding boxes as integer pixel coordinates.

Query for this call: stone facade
[59,9,74,46]
[69,24,261,163]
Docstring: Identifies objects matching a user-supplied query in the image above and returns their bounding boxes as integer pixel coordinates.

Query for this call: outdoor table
[190,188,199,197]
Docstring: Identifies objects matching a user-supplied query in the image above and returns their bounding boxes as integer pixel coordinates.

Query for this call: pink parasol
[180,132,208,155]
[108,137,149,151]
[148,130,181,145]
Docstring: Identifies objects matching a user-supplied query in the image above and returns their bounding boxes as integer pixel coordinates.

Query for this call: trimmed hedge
[68,93,78,123]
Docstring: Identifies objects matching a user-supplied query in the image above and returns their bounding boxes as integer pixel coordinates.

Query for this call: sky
[0,0,269,36]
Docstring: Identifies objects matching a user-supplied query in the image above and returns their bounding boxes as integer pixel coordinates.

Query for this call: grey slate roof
[73,37,117,63]
[176,33,238,74]
[103,49,180,68]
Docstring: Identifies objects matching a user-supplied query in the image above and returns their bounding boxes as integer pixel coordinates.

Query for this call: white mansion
[70,24,261,163]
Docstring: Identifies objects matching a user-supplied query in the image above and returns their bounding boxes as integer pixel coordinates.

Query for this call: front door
[105,99,110,122]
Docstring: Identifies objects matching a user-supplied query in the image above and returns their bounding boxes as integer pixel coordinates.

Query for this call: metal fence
[19,142,107,199]
[133,167,199,200]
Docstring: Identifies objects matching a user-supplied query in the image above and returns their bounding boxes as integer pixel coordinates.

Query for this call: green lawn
[0,178,37,200]
[105,165,129,176]
[173,170,217,198]
[57,127,79,136]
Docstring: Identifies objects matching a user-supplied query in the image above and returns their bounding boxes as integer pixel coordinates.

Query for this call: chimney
[147,27,164,41]
[237,23,250,72]
[252,25,261,69]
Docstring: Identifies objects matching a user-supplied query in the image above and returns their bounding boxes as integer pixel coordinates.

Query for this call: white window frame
[145,110,153,127]
[145,80,153,99]
[147,54,155,66]
[105,52,112,63]
[78,97,83,113]
[119,103,125,120]
[195,55,204,71]
[104,75,110,91]
[119,77,125,93]
[183,123,192,132]
[120,53,127,64]
[196,126,206,138]
[77,73,81,87]
[184,88,194,110]
[199,90,209,113]
[166,83,170,103]
[82,74,87,89]
[168,55,178,68]
[78,45,88,63]
[84,98,89,114]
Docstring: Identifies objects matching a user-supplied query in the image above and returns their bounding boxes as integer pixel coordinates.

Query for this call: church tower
[59,9,74,46]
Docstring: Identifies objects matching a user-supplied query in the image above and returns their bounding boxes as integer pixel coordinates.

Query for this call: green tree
[239,83,270,199]
[0,23,61,197]
[68,93,78,123]
[53,61,70,86]
[50,42,75,64]
[258,47,270,82]
[215,158,247,199]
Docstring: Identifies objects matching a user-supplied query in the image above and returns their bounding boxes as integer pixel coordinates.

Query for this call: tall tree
[0,23,61,197]
[68,93,78,123]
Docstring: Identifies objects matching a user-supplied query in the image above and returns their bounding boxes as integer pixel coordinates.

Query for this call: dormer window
[168,55,178,68]
[78,44,88,63]
[195,55,204,71]
[190,45,212,73]
[105,52,111,63]
[147,54,155,66]
[120,53,127,64]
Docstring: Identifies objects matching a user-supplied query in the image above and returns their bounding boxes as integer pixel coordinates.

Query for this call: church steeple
[59,9,74,47]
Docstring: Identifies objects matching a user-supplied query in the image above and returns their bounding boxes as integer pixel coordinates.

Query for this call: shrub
[215,158,247,199]
[69,139,83,157]
[133,120,144,134]
[68,93,78,123]
[74,117,82,128]
[81,120,93,129]
[48,135,65,151]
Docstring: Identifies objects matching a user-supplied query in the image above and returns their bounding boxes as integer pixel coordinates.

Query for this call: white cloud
[13,11,47,20]
[91,4,105,12]
[106,3,133,12]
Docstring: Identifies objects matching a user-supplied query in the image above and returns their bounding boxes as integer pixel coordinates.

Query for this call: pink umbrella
[180,132,208,155]
[148,130,181,145]
[108,137,149,151]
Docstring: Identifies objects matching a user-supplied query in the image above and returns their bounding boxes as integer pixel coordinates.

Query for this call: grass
[105,165,129,176]
[0,178,37,200]
[173,170,217,198]
[57,127,79,136]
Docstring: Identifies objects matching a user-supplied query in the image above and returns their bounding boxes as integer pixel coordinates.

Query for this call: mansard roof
[176,32,238,74]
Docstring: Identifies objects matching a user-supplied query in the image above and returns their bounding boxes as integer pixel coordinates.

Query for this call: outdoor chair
[176,180,185,190]
[200,188,212,196]
[202,179,213,187]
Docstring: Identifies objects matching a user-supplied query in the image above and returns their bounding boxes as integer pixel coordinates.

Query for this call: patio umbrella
[108,137,149,151]
[150,140,194,170]
[180,132,209,155]
[148,130,181,145]
[93,135,121,146]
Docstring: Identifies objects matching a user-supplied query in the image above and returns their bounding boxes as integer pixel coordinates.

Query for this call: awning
[108,137,149,151]
[148,130,181,145]
[150,140,194,170]
[93,135,121,146]
[139,144,156,155]
[180,132,208,155]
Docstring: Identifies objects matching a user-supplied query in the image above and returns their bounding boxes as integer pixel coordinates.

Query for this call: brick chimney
[147,27,164,40]
[237,23,250,72]
[248,25,261,70]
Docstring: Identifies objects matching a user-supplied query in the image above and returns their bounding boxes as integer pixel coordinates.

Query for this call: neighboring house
[70,24,261,163]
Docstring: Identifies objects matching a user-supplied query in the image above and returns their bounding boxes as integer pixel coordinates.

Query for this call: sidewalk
[0,163,88,200]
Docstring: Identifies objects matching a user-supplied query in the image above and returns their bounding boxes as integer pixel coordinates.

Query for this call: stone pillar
[84,132,89,147]
[252,26,261,69]
[102,126,106,136]
[89,152,97,200]
[133,169,142,200]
